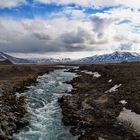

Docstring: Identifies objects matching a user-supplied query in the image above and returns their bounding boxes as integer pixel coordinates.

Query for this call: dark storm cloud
[90,15,118,39]
[33,32,51,40]
[0,33,87,53]
[61,32,84,44]
[0,12,139,54]
[61,28,90,44]
[0,19,94,53]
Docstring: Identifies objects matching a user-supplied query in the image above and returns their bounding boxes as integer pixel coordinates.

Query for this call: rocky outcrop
[0,64,54,140]
[60,63,140,140]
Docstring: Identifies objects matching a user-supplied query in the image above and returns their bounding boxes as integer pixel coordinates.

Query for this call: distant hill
[0,52,71,64]
[76,51,140,64]
[0,52,30,64]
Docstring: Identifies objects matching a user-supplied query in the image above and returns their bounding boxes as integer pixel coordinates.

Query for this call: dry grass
[0,64,55,140]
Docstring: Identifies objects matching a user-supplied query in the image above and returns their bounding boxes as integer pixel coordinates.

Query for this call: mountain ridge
[76,51,140,64]
[1,51,140,64]
[0,52,30,64]
[0,52,71,64]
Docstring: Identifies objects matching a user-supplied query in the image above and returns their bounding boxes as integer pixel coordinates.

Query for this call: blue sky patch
[0,2,64,19]
[0,1,118,19]
[118,19,132,25]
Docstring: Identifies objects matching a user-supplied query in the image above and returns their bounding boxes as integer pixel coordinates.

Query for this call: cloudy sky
[0,0,140,58]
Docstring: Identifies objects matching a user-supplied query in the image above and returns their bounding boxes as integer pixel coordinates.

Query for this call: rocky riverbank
[0,64,54,140]
[60,63,140,140]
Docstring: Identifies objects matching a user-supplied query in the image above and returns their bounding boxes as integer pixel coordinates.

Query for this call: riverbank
[60,63,140,140]
[0,64,54,140]
[13,69,77,140]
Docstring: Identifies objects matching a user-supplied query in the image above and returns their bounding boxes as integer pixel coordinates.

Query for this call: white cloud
[0,3,140,55]
[35,0,140,9]
[0,16,93,53]
[90,15,118,41]
[1,0,140,9]
[0,0,26,8]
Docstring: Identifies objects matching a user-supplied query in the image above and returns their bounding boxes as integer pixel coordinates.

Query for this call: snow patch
[120,100,127,105]
[105,84,122,93]
[108,79,112,83]
[118,108,140,134]
[93,72,101,78]
[1,54,7,59]
[98,137,105,140]
[81,70,93,75]
[81,70,101,78]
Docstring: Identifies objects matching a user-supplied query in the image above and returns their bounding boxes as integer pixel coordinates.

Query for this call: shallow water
[13,69,77,140]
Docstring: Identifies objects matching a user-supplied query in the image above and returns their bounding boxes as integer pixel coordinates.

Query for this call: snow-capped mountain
[0,52,30,64]
[0,52,71,64]
[1,51,140,64]
[76,51,140,64]
[29,58,71,64]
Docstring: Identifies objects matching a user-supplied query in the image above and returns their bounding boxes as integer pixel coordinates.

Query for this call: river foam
[13,69,77,140]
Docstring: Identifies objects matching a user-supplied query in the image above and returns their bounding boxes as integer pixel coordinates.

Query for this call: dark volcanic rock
[0,64,54,140]
[60,63,140,140]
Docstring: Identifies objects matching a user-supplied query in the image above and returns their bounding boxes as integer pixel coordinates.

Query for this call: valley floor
[60,63,140,140]
[0,64,55,140]
[1,63,140,140]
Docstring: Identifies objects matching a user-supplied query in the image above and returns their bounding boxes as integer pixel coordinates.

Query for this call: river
[13,69,77,140]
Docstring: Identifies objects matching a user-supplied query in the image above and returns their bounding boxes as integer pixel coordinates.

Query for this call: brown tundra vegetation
[60,63,140,140]
[0,63,54,140]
